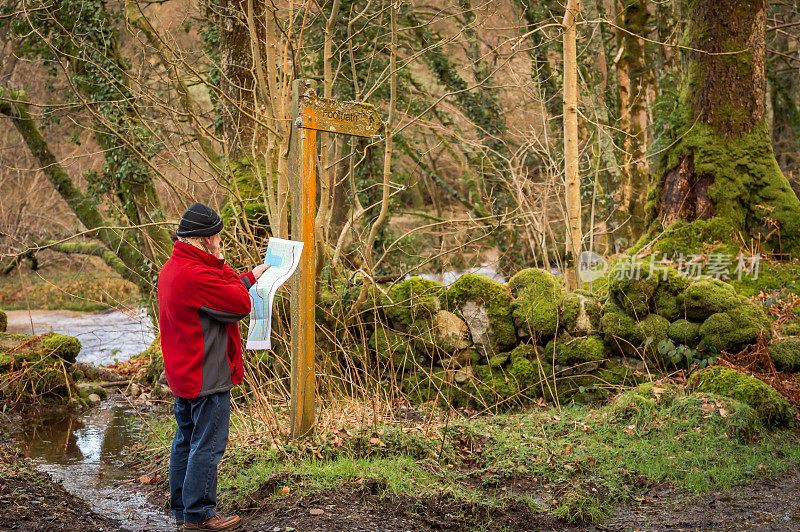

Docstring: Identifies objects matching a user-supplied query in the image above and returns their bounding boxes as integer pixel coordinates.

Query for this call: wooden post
[289,79,317,439]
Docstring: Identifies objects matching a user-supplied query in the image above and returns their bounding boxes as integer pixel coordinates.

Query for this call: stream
[6,309,174,531]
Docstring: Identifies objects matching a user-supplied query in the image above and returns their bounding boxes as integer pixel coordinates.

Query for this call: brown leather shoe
[184,514,241,531]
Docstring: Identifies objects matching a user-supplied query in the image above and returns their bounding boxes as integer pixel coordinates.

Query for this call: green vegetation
[138,384,800,525]
[0,270,137,312]
[445,273,517,351]
[768,338,800,373]
[507,268,564,340]
[690,366,794,426]
[41,333,81,364]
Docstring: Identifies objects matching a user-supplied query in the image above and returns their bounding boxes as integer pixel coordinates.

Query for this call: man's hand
[253,264,271,280]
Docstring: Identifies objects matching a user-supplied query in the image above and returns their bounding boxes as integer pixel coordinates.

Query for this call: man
[158,203,269,531]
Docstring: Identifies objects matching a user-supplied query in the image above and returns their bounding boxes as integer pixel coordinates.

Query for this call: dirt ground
[0,441,119,531]
[2,428,799,531]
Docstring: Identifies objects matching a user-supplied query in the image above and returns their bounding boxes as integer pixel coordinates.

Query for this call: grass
[0,269,137,312]
[135,384,800,526]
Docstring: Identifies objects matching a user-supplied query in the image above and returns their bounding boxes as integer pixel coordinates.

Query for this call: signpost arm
[289,79,317,439]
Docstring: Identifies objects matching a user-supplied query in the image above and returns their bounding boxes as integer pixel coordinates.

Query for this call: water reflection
[16,399,173,531]
[5,309,154,366]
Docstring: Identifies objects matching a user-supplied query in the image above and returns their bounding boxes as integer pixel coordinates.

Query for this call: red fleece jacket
[158,241,256,399]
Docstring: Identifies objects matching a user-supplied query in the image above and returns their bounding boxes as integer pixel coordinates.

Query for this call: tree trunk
[652,0,800,253]
[563,0,582,291]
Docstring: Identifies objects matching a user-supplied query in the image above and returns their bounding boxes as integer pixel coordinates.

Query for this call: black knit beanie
[176,203,224,237]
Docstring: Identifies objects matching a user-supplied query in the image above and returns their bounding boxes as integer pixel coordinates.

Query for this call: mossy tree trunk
[650,0,800,254]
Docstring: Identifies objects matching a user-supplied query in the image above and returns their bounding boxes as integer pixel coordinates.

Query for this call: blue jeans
[169,390,231,524]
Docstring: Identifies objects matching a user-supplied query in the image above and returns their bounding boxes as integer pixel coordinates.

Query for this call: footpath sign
[289,80,382,438]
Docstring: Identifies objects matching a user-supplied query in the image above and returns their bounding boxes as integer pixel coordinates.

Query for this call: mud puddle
[13,398,173,531]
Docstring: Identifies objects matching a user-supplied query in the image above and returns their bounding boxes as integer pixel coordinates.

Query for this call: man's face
[200,233,222,256]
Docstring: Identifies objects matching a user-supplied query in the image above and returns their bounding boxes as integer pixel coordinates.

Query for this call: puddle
[14,398,174,531]
[5,309,154,366]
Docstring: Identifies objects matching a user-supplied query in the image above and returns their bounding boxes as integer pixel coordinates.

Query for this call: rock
[543,334,608,366]
[699,305,772,352]
[129,383,141,397]
[451,348,480,367]
[454,366,473,384]
[768,338,800,373]
[561,291,601,335]
[0,309,6,333]
[76,382,108,399]
[158,371,168,385]
[88,393,102,405]
[507,268,564,339]
[683,278,744,321]
[668,319,701,346]
[152,384,173,399]
[384,278,445,331]
[72,362,122,382]
[690,365,793,426]
[637,314,670,359]
[409,310,470,358]
[41,333,81,364]
[446,274,516,356]
[653,285,684,321]
[601,300,644,356]
[607,260,659,318]
[432,310,470,354]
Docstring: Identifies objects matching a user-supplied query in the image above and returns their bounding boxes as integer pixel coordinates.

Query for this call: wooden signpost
[289,79,382,439]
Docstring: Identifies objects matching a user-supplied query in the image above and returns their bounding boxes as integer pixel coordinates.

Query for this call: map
[246,238,304,350]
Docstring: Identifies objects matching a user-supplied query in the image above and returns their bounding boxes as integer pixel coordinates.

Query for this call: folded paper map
[246,238,304,350]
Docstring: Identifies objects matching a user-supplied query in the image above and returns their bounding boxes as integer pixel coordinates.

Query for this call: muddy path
[0,440,119,531]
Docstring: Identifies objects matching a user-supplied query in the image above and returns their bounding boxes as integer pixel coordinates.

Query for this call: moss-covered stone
[690,365,793,426]
[507,268,564,339]
[408,311,470,357]
[561,291,601,335]
[369,328,413,368]
[683,278,743,321]
[41,333,81,363]
[637,314,671,356]
[602,300,644,356]
[699,305,772,352]
[653,285,684,321]
[543,334,608,366]
[141,337,163,385]
[597,363,645,387]
[768,338,800,373]
[487,353,509,368]
[446,274,516,354]
[668,319,701,346]
[385,278,445,331]
[0,309,6,333]
[607,260,659,318]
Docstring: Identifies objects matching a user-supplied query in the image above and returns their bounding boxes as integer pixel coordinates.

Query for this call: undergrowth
[134,384,800,526]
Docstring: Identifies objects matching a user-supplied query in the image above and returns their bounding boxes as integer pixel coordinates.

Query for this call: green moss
[683,278,743,321]
[602,300,644,355]
[653,285,684,321]
[699,305,772,352]
[386,278,445,331]
[668,319,701,346]
[637,314,671,359]
[768,338,800,373]
[731,260,800,298]
[543,334,608,366]
[690,366,793,426]
[0,352,13,371]
[607,260,661,318]
[369,328,413,368]
[652,118,800,253]
[487,353,509,368]
[507,268,564,339]
[141,336,163,385]
[597,364,644,387]
[562,291,602,334]
[781,323,800,336]
[0,309,6,332]
[446,274,516,350]
[41,333,81,363]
